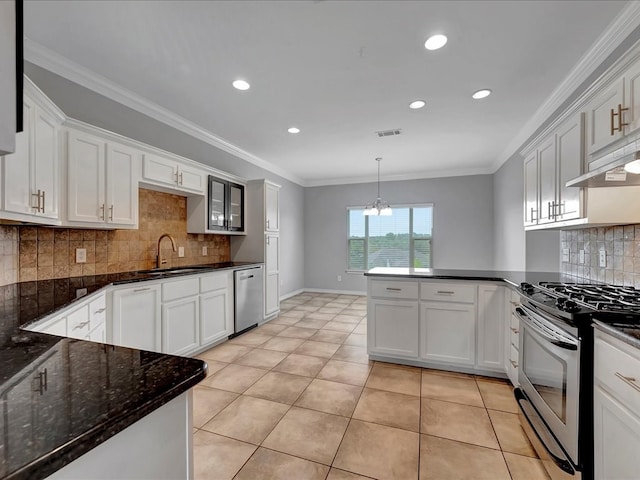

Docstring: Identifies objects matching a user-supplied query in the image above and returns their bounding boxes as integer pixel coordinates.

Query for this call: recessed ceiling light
[288,127,300,134]
[409,100,426,110]
[232,79,250,91]
[424,34,448,51]
[472,89,492,100]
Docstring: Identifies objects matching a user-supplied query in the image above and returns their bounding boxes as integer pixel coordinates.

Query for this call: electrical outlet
[562,248,570,262]
[202,246,208,256]
[337,275,342,282]
[75,248,87,263]
[178,246,185,258]
[599,249,607,268]
[579,250,585,264]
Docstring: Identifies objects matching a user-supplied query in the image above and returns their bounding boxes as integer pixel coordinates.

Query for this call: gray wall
[526,230,560,272]
[24,63,306,296]
[304,175,495,293]
[492,154,526,271]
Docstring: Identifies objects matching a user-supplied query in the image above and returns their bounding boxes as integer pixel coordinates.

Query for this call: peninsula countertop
[0,262,263,479]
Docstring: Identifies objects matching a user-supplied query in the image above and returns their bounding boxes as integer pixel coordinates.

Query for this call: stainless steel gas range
[514,281,640,480]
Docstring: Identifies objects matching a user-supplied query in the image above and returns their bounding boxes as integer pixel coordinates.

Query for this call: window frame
[346,203,433,272]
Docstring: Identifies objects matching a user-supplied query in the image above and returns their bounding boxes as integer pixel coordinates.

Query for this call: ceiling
[23,0,633,186]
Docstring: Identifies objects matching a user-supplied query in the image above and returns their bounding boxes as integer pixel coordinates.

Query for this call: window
[348,205,433,270]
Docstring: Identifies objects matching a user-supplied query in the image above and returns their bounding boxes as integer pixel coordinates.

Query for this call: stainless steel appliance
[233,265,263,335]
[515,281,640,480]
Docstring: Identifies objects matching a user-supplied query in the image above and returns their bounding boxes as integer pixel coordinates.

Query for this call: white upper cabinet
[585,77,625,156]
[0,1,16,156]
[141,152,206,195]
[67,129,138,228]
[584,55,640,158]
[1,89,62,224]
[522,113,585,229]
[265,181,280,232]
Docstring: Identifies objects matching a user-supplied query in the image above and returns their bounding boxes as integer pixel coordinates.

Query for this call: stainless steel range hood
[566,151,640,187]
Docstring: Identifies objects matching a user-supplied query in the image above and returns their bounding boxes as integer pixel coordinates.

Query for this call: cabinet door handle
[615,372,640,393]
[266,236,270,245]
[510,327,519,334]
[510,360,518,368]
[547,202,553,219]
[385,287,402,291]
[133,287,151,293]
[33,368,47,395]
[109,204,114,221]
[100,204,105,220]
[611,104,630,134]
[73,321,90,330]
[94,307,106,314]
[175,171,179,184]
[436,290,455,295]
[530,208,537,222]
[266,219,270,229]
[40,190,45,213]
[178,172,183,185]
[31,190,41,212]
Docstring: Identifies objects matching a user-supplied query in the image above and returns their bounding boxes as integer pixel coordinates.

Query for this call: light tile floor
[193,292,550,480]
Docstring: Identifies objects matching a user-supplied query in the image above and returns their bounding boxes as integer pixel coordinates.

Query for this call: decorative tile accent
[16,188,230,280]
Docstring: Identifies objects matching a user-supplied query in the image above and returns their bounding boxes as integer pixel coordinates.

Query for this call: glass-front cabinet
[208,175,244,232]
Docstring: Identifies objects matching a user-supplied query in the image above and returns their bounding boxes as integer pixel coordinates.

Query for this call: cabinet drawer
[162,277,200,302]
[200,273,228,293]
[508,343,519,385]
[67,305,90,338]
[509,314,520,347]
[420,282,476,303]
[370,280,419,300]
[89,293,107,324]
[595,332,640,413]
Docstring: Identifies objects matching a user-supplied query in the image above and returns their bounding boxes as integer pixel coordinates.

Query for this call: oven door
[516,305,580,465]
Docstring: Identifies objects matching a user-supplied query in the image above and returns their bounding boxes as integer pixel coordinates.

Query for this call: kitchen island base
[46,391,193,480]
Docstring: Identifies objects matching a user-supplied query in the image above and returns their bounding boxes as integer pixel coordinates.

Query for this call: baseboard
[302,288,367,296]
[280,289,305,301]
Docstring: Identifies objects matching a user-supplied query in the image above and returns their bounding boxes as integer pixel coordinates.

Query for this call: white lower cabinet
[111,284,162,352]
[200,272,233,345]
[594,328,640,479]
[476,284,505,372]
[420,302,475,366]
[368,299,419,358]
[162,296,199,356]
[367,277,512,377]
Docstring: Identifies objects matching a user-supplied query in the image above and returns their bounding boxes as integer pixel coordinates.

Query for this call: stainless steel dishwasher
[233,265,264,335]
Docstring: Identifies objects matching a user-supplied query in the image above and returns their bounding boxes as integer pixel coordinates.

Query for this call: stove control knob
[555,297,567,307]
[520,282,535,294]
[563,300,580,313]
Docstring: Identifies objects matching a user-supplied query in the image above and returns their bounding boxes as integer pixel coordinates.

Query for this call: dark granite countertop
[593,318,640,350]
[0,261,261,479]
[364,267,580,287]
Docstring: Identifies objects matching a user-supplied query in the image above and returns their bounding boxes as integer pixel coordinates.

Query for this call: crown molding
[304,166,493,187]
[492,0,640,172]
[23,37,305,186]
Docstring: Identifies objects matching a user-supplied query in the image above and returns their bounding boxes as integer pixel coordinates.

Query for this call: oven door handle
[515,307,578,351]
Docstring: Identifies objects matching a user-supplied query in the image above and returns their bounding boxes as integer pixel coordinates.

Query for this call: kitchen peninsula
[0,269,220,480]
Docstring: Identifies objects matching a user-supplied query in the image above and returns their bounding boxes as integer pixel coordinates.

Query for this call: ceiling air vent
[376,129,402,138]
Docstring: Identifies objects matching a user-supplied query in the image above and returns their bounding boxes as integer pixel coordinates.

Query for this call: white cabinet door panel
[67,131,105,223]
[106,142,138,226]
[476,285,504,372]
[178,164,206,194]
[33,106,59,219]
[586,78,624,155]
[3,98,34,215]
[420,302,475,366]
[624,60,640,138]
[556,114,583,221]
[594,386,640,480]
[112,285,161,352]
[265,273,280,317]
[368,299,419,358]
[200,289,231,345]
[142,153,177,187]
[537,137,556,224]
[162,296,199,355]
[524,152,538,226]
[265,182,279,231]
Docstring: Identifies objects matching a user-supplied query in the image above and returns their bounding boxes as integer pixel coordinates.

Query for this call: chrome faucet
[156,234,177,269]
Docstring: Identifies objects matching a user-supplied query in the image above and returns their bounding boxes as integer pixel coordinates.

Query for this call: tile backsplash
[18,188,230,281]
[0,226,18,286]
[560,225,640,287]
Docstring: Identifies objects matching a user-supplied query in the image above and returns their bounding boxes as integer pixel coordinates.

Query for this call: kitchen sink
[137,266,213,275]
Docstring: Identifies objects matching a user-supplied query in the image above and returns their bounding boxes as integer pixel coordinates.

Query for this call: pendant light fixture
[363,157,392,216]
